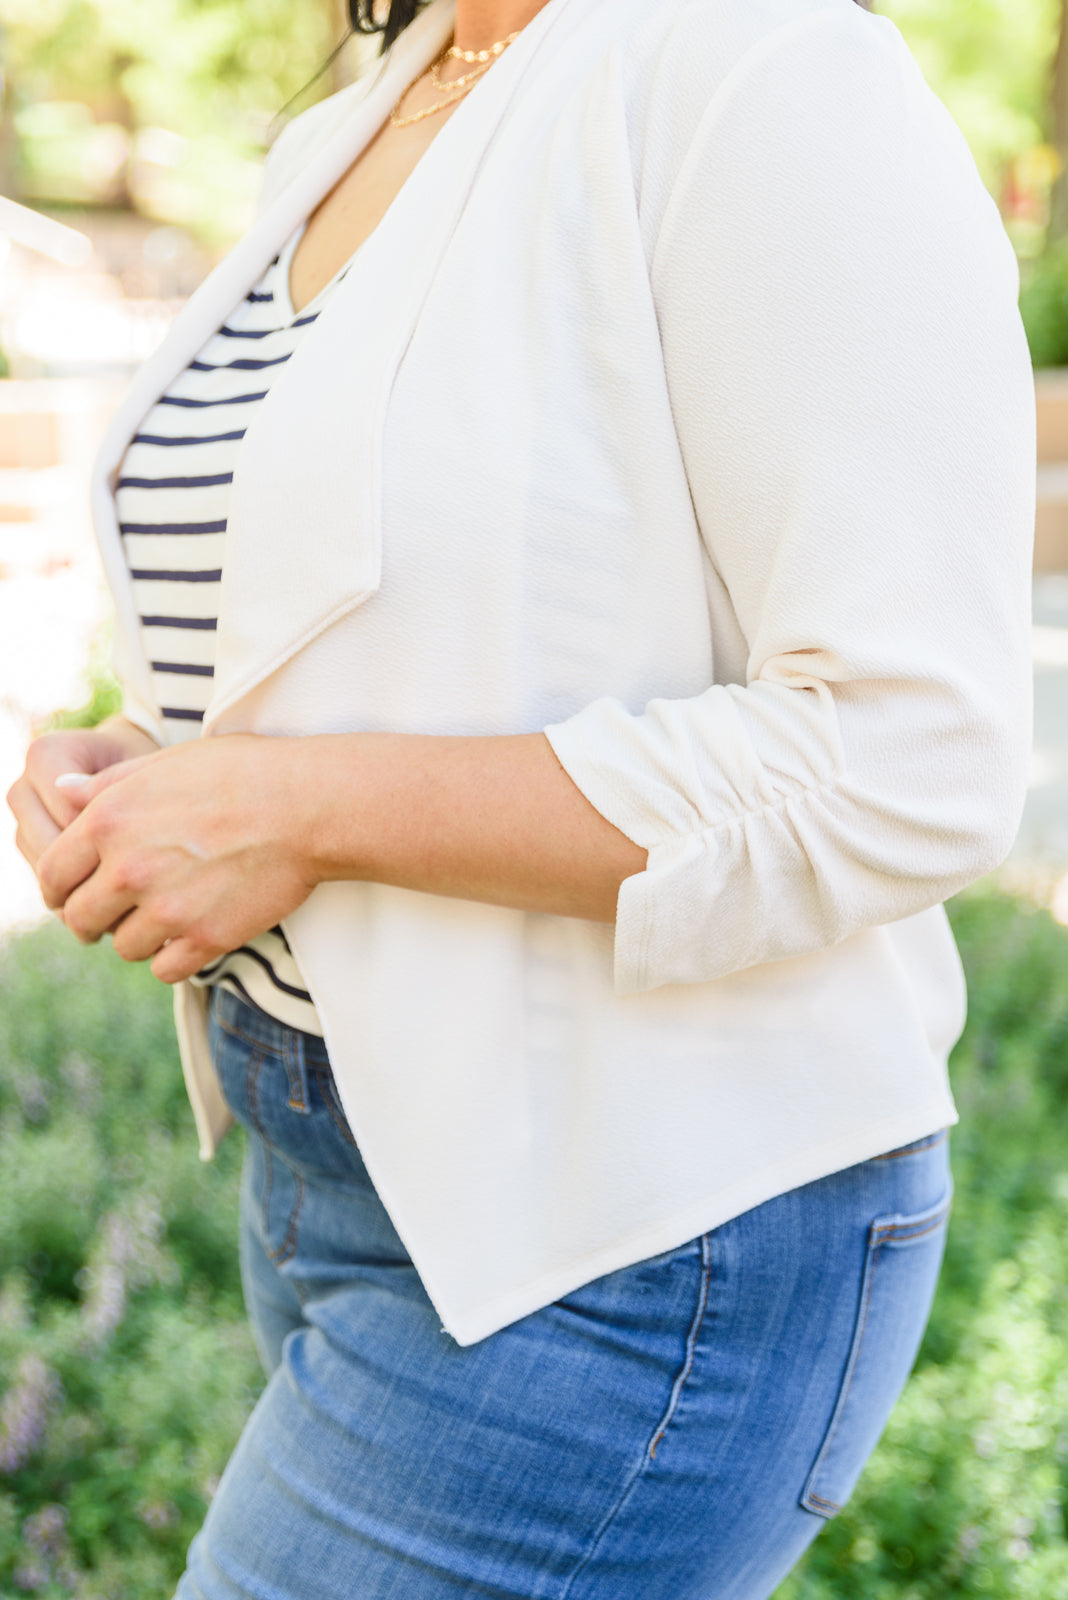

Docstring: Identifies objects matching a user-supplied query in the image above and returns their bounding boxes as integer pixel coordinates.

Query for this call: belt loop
[283,1026,310,1114]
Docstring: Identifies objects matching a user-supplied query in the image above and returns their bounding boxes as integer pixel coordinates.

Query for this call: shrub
[0,924,259,1597]
[1019,243,1068,369]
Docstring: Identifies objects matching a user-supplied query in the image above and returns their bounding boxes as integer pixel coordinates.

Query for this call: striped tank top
[115,224,357,1036]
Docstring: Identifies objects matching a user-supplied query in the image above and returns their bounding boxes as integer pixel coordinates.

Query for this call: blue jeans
[176,986,952,1600]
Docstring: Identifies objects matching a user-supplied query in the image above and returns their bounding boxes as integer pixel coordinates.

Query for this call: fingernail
[55,772,91,790]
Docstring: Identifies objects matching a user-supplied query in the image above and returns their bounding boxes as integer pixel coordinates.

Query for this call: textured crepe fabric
[92,0,1034,1343]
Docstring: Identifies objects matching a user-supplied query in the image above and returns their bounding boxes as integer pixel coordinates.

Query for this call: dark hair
[271,0,421,128]
[348,0,424,53]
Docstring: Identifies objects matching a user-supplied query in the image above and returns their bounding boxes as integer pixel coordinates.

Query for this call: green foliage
[0,0,1059,241]
[0,0,341,143]
[44,633,123,733]
[1019,241,1068,367]
[775,887,1068,1597]
[877,0,1059,199]
[0,0,347,240]
[0,923,259,1596]
[0,899,1067,1590]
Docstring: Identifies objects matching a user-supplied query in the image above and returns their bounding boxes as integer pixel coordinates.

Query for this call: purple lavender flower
[13,1072,50,1123]
[22,1503,68,1559]
[80,1255,127,1349]
[80,1197,173,1350]
[13,1560,49,1591]
[0,1354,60,1474]
[0,1276,30,1333]
[139,1499,180,1530]
[59,1052,100,1115]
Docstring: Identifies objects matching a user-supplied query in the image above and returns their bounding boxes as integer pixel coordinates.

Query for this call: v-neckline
[273,220,364,323]
[91,0,585,734]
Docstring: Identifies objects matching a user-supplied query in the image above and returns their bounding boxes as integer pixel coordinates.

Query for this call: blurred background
[0,0,375,927]
[1,2,1068,1597]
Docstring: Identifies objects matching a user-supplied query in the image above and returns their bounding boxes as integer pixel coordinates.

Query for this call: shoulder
[621,0,929,152]
[623,0,906,87]
[614,0,984,252]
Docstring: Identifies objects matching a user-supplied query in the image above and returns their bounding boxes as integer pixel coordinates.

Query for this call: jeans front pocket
[800,1184,953,1518]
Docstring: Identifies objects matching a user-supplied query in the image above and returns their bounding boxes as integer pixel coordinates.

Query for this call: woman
[7,0,1034,1592]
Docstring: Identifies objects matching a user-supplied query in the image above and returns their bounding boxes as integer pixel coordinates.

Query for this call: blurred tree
[877,0,1058,204]
[1050,0,1068,239]
[0,23,17,197]
[0,0,356,237]
[0,0,350,160]
[0,0,1060,230]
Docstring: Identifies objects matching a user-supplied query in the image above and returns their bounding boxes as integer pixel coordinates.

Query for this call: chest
[97,0,713,730]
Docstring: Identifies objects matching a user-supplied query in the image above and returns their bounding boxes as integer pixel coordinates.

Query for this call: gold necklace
[389,74,472,128]
[428,55,494,93]
[389,29,520,129]
[445,29,521,63]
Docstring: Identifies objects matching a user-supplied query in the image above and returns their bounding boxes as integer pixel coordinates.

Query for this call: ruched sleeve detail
[545,7,1035,994]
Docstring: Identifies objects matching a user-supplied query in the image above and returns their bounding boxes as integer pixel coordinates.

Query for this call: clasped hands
[6,724,320,985]
[9,720,640,958]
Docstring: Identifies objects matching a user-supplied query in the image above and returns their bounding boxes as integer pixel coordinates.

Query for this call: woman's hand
[6,718,161,876]
[31,734,321,985]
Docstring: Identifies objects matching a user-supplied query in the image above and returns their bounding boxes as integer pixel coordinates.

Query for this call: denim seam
[214,1013,282,1053]
[871,1209,952,1246]
[802,1237,882,1517]
[213,1004,329,1063]
[244,1044,303,1267]
[244,1047,275,1254]
[283,1028,309,1115]
[800,1189,952,1518]
[648,1231,713,1461]
[310,1065,360,1149]
[267,1174,304,1267]
[557,1234,713,1600]
[871,1130,948,1162]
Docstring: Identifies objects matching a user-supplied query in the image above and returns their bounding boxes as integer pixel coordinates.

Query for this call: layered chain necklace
[389,29,520,128]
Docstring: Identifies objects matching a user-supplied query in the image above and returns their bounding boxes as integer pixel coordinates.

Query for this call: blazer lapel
[91,0,581,731]
[95,0,458,486]
[204,0,580,727]
[90,0,459,724]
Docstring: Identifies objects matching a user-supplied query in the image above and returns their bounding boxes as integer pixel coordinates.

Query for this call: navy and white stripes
[115,225,354,1034]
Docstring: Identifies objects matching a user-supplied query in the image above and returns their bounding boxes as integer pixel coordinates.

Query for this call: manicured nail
[55,772,91,790]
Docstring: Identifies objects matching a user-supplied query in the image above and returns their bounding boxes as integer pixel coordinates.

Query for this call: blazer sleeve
[544,6,1035,995]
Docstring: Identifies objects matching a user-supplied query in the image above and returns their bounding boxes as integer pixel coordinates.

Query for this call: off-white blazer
[91,0,1035,1344]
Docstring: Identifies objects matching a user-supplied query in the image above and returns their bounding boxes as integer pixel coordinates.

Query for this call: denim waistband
[210,983,330,1059]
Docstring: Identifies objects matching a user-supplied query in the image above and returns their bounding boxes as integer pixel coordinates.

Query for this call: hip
[189,983,952,1599]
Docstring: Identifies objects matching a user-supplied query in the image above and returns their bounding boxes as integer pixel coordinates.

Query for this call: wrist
[286,732,394,889]
[282,733,377,889]
[99,716,162,760]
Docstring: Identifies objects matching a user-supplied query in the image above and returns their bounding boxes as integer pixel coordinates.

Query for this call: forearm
[30,728,648,983]
[293,730,647,922]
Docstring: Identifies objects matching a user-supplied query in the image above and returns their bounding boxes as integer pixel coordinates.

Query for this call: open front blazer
[91,0,1035,1343]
